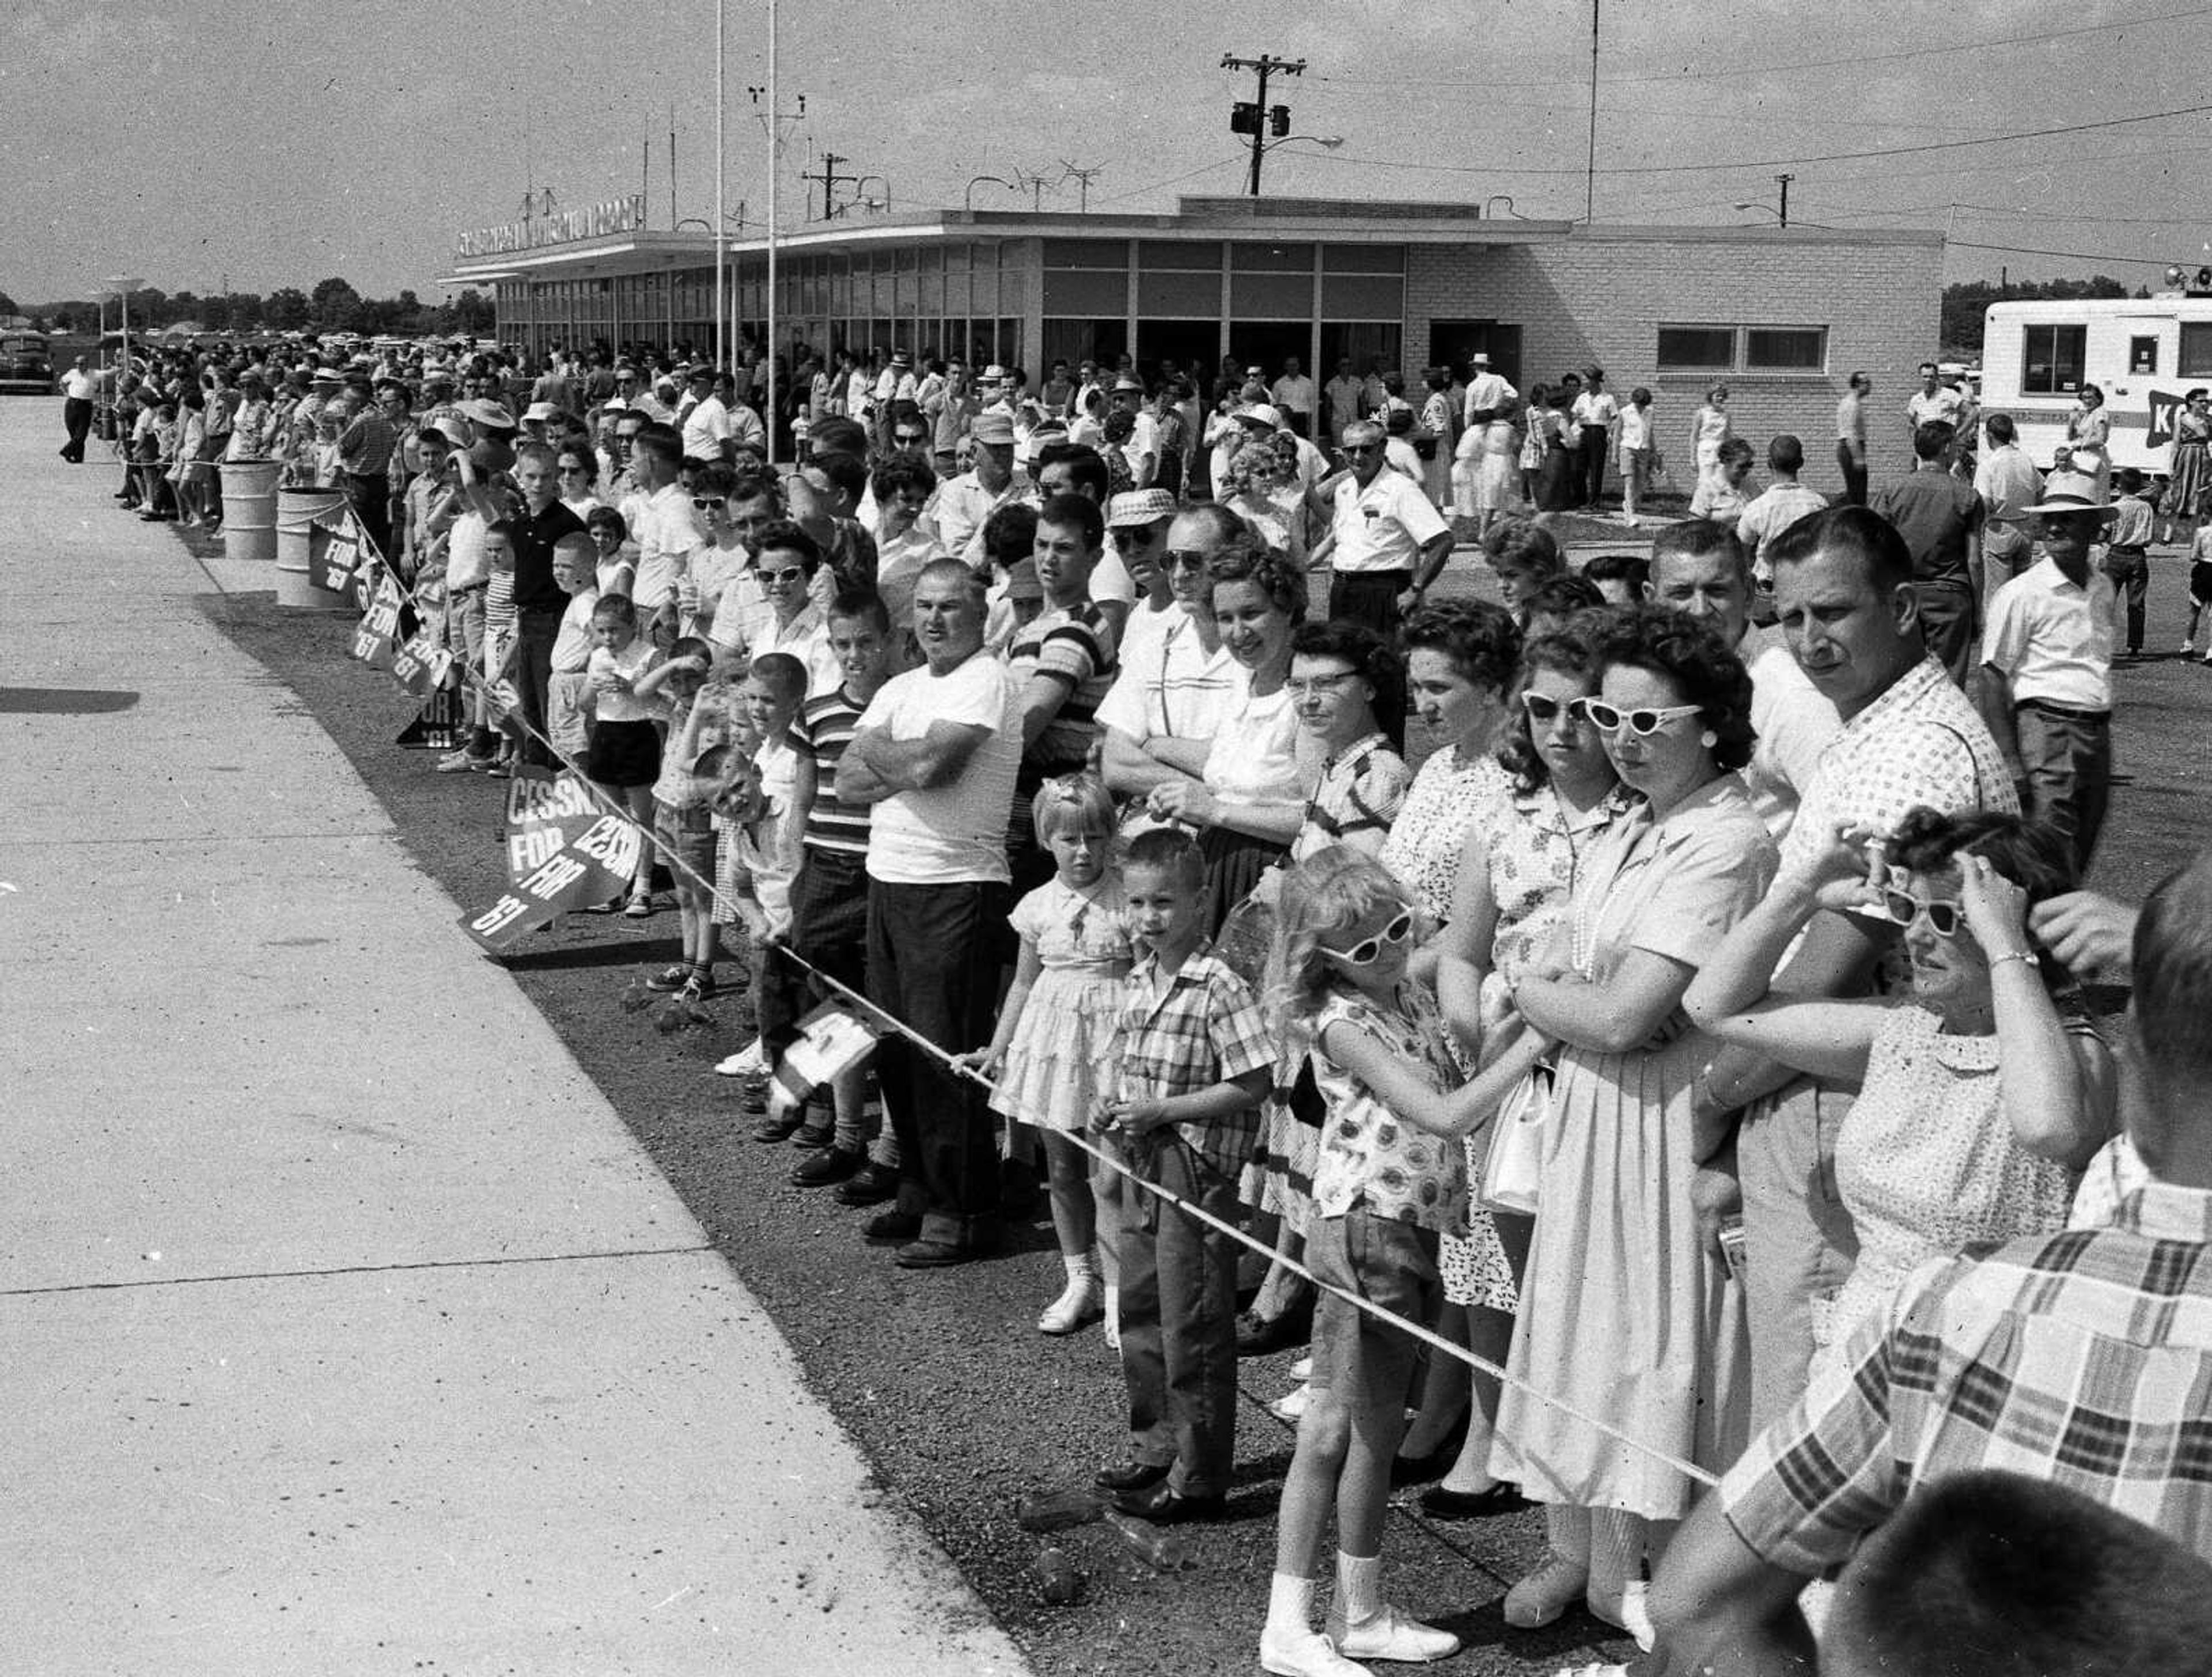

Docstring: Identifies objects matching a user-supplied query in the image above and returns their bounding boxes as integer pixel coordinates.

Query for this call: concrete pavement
[0,398,1028,1675]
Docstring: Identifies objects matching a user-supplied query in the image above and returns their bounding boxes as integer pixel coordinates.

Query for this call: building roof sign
[457,194,649,259]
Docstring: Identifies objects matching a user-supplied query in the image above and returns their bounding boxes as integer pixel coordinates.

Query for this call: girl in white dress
[967,774,1134,1337]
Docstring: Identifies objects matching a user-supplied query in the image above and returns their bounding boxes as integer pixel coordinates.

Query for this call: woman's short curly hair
[1587,604,1756,773]
[1479,517,1564,578]
[1290,620,1404,697]
[1501,623,1605,794]
[1206,535,1308,623]
[1402,598,1522,695]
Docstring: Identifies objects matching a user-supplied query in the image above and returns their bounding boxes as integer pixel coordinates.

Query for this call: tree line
[1,278,494,339]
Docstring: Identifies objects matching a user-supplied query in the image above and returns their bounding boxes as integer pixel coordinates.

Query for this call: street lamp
[965,174,1017,211]
[1732,200,1786,226]
[1260,134,1344,157]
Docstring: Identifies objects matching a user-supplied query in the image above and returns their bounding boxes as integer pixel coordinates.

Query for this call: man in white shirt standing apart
[58,356,98,463]
[1309,420,1453,638]
[1570,365,1620,513]
[1972,412,2046,615]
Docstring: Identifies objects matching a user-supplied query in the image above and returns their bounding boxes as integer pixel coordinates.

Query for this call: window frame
[2021,323,2088,396]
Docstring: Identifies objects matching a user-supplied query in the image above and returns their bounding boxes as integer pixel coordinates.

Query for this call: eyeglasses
[1287,670,1361,699]
[691,495,724,510]
[1325,909,1415,967]
[1881,889,1963,937]
[757,565,808,586]
[1581,700,1704,736]
[1165,548,1210,570]
[893,433,927,446]
[1112,523,1168,547]
[1521,691,1592,724]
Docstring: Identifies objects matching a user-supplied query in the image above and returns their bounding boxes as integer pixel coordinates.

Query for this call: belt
[2020,698,2111,724]
[2105,543,2147,556]
[449,581,487,596]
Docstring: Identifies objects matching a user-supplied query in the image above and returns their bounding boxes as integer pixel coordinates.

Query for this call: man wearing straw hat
[1978,465,2119,872]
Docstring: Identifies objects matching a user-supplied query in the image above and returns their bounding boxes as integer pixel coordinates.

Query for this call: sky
[6,0,2211,305]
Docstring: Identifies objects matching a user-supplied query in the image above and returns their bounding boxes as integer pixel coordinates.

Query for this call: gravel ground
[189,525,2206,1675]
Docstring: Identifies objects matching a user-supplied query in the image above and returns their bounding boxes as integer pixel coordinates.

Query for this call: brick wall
[1404,229,1942,494]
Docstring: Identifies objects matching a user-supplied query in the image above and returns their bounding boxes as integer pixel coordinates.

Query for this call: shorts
[653,798,718,882]
[547,670,594,763]
[2192,561,2212,607]
[1305,1209,1442,1415]
[588,718,661,788]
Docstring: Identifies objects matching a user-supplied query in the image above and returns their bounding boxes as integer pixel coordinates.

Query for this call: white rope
[347,533,1722,1494]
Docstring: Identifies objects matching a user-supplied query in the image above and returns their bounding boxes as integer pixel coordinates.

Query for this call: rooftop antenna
[1058,160,1104,213]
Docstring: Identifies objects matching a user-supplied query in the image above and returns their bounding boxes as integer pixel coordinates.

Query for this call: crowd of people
[71,331,2212,1677]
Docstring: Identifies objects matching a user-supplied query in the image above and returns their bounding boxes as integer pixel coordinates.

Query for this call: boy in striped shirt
[754,589,902,1203]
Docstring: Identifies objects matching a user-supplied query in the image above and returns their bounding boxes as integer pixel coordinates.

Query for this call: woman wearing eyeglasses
[555,448,603,520]
[1484,605,1774,1649]
[1684,805,2110,1391]
[1412,620,1638,1520]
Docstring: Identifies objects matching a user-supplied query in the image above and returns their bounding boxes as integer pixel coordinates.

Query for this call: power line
[1307,2,2212,92]
[1949,237,2176,264]
[1272,100,2212,180]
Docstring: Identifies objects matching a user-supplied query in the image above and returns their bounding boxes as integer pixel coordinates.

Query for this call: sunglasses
[1326,909,1415,967]
[691,495,724,510]
[757,565,808,586]
[1582,700,1703,736]
[1881,889,1964,938]
[893,433,927,446]
[1165,548,1210,570]
[1521,691,1592,724]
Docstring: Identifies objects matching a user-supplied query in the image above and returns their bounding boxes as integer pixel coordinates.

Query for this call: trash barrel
[275,486,354,610]
[220,460,281,565]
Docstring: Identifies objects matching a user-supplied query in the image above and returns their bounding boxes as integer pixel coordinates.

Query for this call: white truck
[1979,292,2212,476]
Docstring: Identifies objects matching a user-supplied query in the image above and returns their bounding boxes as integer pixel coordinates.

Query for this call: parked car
[0,329,54,393]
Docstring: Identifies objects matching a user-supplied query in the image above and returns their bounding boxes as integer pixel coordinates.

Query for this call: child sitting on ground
[632,637,740,1002]
[963,773,1132,1339]
[1093,827,1273,1527]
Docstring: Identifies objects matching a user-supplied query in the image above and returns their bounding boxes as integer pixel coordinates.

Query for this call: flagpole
[765,0,779,467]
[714,0,727,374]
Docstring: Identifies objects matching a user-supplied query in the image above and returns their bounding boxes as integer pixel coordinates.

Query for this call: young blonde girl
[1258,846,1546,1677]
[964,774,1133,1338]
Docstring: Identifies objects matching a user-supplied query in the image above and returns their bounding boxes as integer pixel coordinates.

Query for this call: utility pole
[1222,52,1306,196]
[1775,172,1794,229]
[800,152,857,222]
[1585,0,1600,222]
[1059,160,1104,213]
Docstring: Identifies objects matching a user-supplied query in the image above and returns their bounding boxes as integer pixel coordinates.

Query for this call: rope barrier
[346,527,1723,1496]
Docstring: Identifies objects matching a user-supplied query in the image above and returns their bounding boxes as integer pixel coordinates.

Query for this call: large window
[2181,322,2212,378]
[1658,324,1826,373]
[2022,323,2088,395]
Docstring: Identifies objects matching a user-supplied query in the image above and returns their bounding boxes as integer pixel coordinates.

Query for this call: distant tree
[0,290,17,318]
[228,292,265,331]
[454,289,494,333]
[131,287,169,326]
[265,287,310,331]
[1942,275,2133,355]
[309,276,362,327]
[202,294,231,332]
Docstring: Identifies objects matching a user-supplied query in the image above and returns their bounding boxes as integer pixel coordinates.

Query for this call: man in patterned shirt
[1094,827,1273,1525]
[1690,505,2018,1435]
[1647,851,2212,1675]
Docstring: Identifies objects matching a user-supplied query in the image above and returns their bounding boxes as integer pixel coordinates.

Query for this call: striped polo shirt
[1005,600,1118,784]
[793,686,872,856]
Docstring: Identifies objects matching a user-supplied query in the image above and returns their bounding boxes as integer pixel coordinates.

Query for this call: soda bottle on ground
[1031,1543,1084,1604]
[1102,1507,1189,1570]
[1016,1484,1106,1532]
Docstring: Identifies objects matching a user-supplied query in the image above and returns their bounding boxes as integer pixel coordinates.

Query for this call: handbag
[1479,1063,1551,1216]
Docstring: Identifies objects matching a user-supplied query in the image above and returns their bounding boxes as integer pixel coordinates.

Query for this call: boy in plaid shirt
[1093,827,1272,1524]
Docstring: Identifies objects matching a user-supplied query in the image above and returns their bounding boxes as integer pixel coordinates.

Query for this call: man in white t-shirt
[679,367,733,461]
[1310,421,1454,638]
[58,356,98,463]
[836,559,1021,1269]
[1270,357,1317,438]
[626,425,699,639]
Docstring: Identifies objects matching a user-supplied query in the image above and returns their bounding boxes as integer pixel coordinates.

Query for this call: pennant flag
[460,772,647,953]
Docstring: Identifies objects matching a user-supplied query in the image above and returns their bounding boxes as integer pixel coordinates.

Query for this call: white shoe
[1268,1381,1311,1423]
[2182,641,2196,654]
[1259,1625,1373,1677]
[1329,1602,1461,1664]
[1037,1274,1102,1335]
[1587,1578,1656,1652]
[715,1040,768,1077]
[1290,1353,1314,1380]
[1503,1554,1589,1630]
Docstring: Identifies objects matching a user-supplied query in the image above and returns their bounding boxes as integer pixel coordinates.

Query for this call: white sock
[1266,1571,1315,1638]
[1336,1550,1382,1626]
[1589,1508,1644,1605]
[1062,1251,1093,1284]
[1548,1502,1592,1565]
